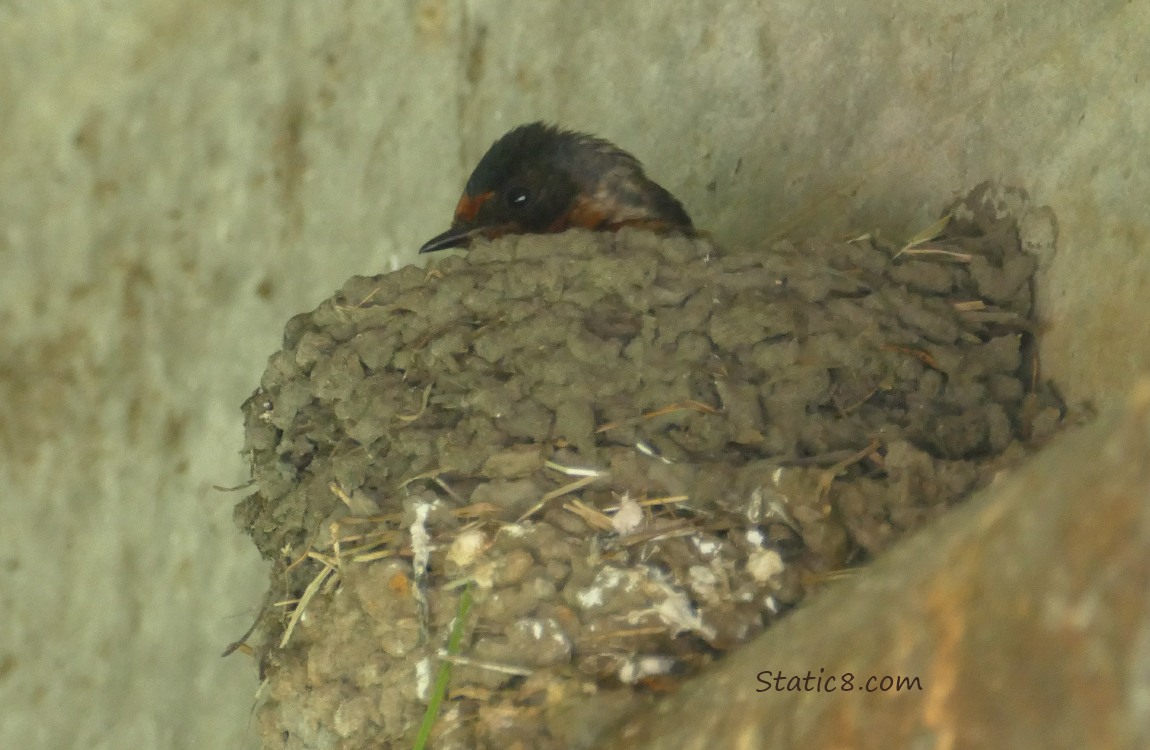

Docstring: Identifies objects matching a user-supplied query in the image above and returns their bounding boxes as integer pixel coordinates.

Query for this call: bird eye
[506,187,530,208]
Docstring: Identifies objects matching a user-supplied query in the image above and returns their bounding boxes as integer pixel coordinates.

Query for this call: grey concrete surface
[1,1,1146,748]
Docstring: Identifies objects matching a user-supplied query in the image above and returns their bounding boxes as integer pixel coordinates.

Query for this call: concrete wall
[1,1,1146,747]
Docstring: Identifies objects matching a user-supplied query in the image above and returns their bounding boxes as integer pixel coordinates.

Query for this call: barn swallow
[419,122,694,253]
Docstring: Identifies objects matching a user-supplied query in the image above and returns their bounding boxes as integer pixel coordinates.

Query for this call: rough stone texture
[600,384,1150,750]
[4,2,1150,748]
[237,189,1064,748]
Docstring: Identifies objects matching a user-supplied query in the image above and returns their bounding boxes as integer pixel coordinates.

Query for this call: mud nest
[234,184,1063,749]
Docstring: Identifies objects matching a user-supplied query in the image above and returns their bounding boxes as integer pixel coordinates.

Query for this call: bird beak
[419,190,499,254]
[418,224,489,254]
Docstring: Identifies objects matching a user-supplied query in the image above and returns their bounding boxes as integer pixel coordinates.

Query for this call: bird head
[419,122,692,253]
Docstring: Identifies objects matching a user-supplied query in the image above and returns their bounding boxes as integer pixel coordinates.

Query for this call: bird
[419,122,694,253]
